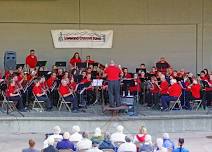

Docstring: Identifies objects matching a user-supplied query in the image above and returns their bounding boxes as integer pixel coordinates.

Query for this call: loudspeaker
[121,96,136,116]
[4,51,16,71]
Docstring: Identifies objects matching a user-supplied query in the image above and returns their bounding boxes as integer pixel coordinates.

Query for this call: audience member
[118,136,136,152]
[99,132,116,151]
[86,141,103,152]
[133,126,148,144]
[139,134,154,152]
[111,125,126,143]
[154,138,167,152]
[91,127,104,144]
[22,139,39,152]
[43,137,59,152]
[162,133,175,152]
[69,125,83,143]
[56,132,76,151]
[77,132,92,150]
[173,138,189,152]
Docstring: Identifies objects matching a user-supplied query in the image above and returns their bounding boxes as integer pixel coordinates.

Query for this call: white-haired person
[110,125,126,143]
[43,137,59,152]
[87,140,103,152]
[56,132,76,151]
[43,126,63,148]
[139,134,154,152]
[118,136,136,152]
[154,138,167,152]
[162,133,175,152]
[69,125,83,143]
[91,127,104,144]
[77,131,92,151]
[160,79,182,111]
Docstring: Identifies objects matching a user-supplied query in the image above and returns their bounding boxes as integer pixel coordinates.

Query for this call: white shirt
[86,147,103,152]
[43,134,63,148]
[110,132,126,143]
[118,142,137,152]
[77,138,92,150]
[69,132,83,143]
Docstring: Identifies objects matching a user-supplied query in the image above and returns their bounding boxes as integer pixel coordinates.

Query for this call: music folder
[55,61,66,67]
[92,79,103,87]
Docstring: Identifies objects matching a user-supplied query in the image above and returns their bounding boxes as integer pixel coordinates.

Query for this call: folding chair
[190,99,202,111]
[169,95,182,111]
[32,93,45,111]
[1,91,18,113]
[58,92,71,112]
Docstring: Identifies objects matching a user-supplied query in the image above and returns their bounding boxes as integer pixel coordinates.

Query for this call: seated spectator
[154,138,167,152]
[111,125,126,143]
[161,79,182,111]
[91,127,104,144]
[162,133,175,151]
[86,141,103,152]
[22,139,39,152]
[133,127,148,144]
[56,132,76,151]
[99,132,116,151]
[173,138,189,152]
[69,125,83,143]
[77,132,92,150]
[139,134,154,152]
[43,137,59,152]
[118,136,136,152]
[43,126,63,148]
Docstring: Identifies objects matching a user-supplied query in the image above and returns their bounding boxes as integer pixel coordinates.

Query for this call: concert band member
[85,55,95,64]
[104,60,122,108]
[6,79,25,112]
[161,79,182,111]
[25,49,38,70]
[156,57,170,74]
[147,76,160,107]
[32,78,52,111]
[69,52,81,67]
[159,74,169,96]
[129,73,141,96]
[122,67,132,79]
[58,79,78,112]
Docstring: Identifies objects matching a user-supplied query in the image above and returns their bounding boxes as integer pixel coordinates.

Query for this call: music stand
[36,61,47,67]
[55,61,66,67]
[136,68,146,74]
[89,62,99,67]
[39,71,51,78]
[76,63,87,69]
[122,79,135,96]
[91,71,98,79]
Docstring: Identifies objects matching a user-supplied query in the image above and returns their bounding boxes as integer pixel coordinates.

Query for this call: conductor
[104,60,122,108]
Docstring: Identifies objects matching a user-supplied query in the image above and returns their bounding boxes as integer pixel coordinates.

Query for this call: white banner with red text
[51,29,113,48]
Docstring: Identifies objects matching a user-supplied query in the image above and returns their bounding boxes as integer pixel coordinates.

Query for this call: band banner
[51,29,113,48]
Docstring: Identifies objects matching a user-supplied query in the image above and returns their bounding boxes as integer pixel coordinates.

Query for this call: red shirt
[169,83,182,97]
[129,79,141,92]
[85,60,95,64]
[59,85,70,96]
[46,77,56,88]
[160,81,169,95]
[69,82,77,90]
[69,58,81,66]
[123,73,132,79]
[6,85,15,97]
[26,55,38,68]
[150,83,159,94]
[32,85,43,96]
[104,65,121,81]
[191,84,201,99]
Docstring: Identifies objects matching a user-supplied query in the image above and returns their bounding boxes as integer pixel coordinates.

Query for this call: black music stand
[39,71,51,79]
[76,63,87,69]
[136,68,146,74]
[89,63,99,67]
[122,79,135,96]
[36,61,47,67]
[55,62,66,67]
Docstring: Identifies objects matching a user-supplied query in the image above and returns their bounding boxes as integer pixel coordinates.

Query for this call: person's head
[47,137,55,146]
[63,132,70,140]
[87,73,92,80]
[140,64,146,69]
[110,60,115,66]
[160,57,166,63]
[73,52,80,59]
[144,134,152,144]
[61,79,68,86]
[17,66,23,73]
[160,74,166,81]
[82,71,87,77]
[72,125,80,133]
[86,55,91,60]
[178,138,185,147]
[123,67,128,74]
[151,66,157,72]
[170,79,177,85]
[156,138,163,149]
[34,78,41,86]
[94,127,102,137]
[82,131,89,139]
[125,136,132,143]
[51,72,57,79]
[30,49,35,56]
[116,125,124,133]
[200,70,206,78]
[12,74,18,82]
[193,79,198,85]
[204,68,209,75]
[53,126,61,135]
[58,68,63,75]
[28,139,36,148]
[163,133,170,140]
[134,73,138,79]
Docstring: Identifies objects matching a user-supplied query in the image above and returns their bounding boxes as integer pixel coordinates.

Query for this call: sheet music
[92,79,103,87]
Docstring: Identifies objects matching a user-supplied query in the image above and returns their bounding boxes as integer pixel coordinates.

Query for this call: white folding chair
[169,95,182,111]
[32,93,45,111]
[58,92,71,112]
[1,91,17,112]
[190,99,202,110]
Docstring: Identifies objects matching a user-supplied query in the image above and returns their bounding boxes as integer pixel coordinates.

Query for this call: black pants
[108,80,121,107]
[7,95,24,110]
[36,95,52,109]
[64,95,78,110]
